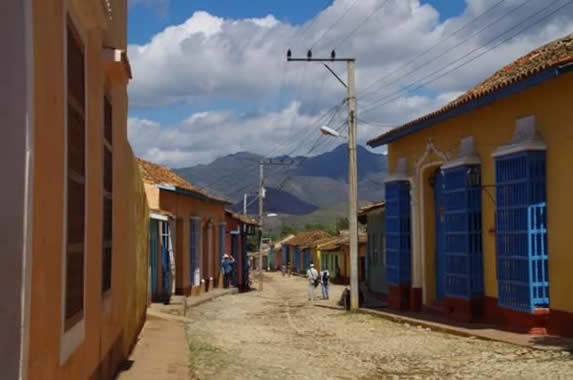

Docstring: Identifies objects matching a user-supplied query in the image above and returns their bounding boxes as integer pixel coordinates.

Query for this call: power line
[360,0,571,116]
[359,0,508,98]
[359,0,537,106]
[309,0,361,49]
[327,0,391,50]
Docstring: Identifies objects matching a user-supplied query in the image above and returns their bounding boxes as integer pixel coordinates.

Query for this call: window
[102,94,113,293]
[495,151,548,312]
[384,181,411,285]
[65,19,86,330]
[442,165,483,299]
[190,218,201,286]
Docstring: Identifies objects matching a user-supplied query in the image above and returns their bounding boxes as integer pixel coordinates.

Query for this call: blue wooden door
[149,219,160,301]
[231,234,239,285]
[434,169,447,302]
[161,221,171,301]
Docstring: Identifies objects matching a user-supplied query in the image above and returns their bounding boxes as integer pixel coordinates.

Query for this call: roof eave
[157,184,231,205]
[367,63,573,148]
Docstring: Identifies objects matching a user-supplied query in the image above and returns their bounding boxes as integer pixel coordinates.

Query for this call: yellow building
[368,34,573,336]
[2,0,150,378]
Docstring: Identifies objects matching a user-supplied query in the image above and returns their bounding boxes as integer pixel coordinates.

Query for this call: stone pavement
[115,287,239,380]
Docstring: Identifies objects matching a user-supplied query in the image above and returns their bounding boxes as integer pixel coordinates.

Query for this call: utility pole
[243,193,248,215]
[258,161,264,291]
[257,158,295,291]
[287,49,359,310]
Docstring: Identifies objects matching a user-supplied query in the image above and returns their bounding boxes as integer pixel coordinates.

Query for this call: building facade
[368,34,573,336]
[139,159,231,298]
[358,203,387,295]
[2,0,150,378]
[225,211,259,291]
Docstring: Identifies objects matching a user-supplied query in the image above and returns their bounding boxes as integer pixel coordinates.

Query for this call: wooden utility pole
[257,158,295,291]
[258,161,264,290]
[287,49,359,310]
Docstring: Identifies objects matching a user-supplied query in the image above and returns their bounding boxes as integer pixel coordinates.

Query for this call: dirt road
[185,272,573,380]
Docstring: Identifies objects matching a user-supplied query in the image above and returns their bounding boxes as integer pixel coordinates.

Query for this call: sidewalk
[290,270,573,352]
[359,307,573,351]
[115,288,239,380]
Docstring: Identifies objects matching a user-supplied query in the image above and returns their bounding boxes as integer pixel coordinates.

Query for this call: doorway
[433,168,446,303]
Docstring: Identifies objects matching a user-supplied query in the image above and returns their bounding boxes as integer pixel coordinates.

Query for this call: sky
[127,0,573,168]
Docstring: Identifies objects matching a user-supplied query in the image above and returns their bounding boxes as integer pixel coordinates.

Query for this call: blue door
[161,221,171,301]
[231,234,239,286]
[149,219,160,301]
[433,169,447,302]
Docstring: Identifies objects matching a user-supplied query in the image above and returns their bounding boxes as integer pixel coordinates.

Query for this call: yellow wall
[386,73,573,312]
[28,0,148,378]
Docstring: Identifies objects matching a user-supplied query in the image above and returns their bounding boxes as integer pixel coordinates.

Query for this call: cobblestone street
[184,272,573,379]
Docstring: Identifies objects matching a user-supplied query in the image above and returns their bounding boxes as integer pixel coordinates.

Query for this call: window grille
[384,181,411,285]
[442,165,484,299]
[495,151,548,312]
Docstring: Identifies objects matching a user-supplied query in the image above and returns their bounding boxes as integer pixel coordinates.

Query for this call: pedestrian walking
[320,268,330,300]
[221,254,235,288]
[306,263,319,301]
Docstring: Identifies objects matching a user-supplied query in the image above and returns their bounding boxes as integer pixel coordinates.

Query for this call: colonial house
[2,0,150,378]
[283,231,332,274]
[273,234,296,271]
[318,232,367,284]
[358,202,387,295]
[367,34,573,336]
[225,210,259,291]
[138,159,231,298]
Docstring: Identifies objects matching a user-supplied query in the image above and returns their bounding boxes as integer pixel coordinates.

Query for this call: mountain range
[174,144,387,217]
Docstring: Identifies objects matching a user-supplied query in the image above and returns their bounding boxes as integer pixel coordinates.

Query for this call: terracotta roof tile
[368,33,573,146]
[137,158,230,204]
[358,201,385,216]
[225,210,261,226]
[285,231,332,247]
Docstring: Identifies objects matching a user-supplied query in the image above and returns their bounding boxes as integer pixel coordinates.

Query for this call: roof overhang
[103,47,132,85]
[157,184,232,205]
[368,63,573,147]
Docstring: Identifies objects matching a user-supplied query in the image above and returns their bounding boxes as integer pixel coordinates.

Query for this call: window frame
[60,13,88,365]
[101,92,113,296]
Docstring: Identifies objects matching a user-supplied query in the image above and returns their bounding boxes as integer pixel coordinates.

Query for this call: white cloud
[128,0,573,167]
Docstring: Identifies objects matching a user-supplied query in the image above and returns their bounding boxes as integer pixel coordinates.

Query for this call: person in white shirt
[306,263,319,301]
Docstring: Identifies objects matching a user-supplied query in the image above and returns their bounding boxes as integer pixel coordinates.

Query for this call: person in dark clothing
[320,268,330,300]
[221,254,235,288]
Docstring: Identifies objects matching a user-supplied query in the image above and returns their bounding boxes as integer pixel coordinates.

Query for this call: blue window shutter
[385,180,411,285]
[495,151,548,312]
[189,219,201,287]
[442,165,484,299]
[218,225,225,263]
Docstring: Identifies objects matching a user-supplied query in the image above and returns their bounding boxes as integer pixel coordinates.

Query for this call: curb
[184,288,239,314]
[357,308,570,351]
[313,303,345,311]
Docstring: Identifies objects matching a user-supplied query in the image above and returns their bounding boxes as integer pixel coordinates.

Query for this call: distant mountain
[231,188,318,216]
[173,144,387,215]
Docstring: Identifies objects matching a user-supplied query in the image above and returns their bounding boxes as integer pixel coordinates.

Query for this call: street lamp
[320,125,342,138]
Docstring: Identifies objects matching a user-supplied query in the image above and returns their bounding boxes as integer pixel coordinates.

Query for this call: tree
[280,225,297,238]
[336,217,349,232]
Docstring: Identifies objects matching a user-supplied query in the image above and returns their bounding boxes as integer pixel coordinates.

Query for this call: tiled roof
[225,210,261,226]
[137,158,230,204]
[368,33,573,146]
[319,233,367,251]
[358,201,385,216]
[285,231,332,247]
